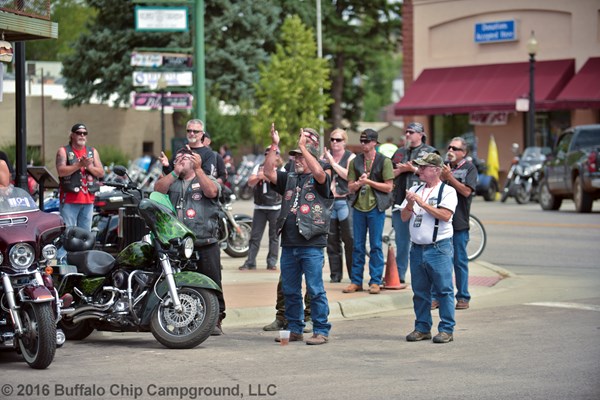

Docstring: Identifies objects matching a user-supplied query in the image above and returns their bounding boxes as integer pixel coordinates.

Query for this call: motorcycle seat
[63,226,96,251]
[67,250,116,276]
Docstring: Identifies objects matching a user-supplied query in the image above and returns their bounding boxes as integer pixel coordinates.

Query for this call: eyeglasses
[360,139,372,144]
[330,138,344,143]
[186,129,204,134]
[73,131,88,136]
[447,146,464,152]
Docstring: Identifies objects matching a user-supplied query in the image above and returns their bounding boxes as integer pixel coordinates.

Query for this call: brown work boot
[305,334,329,345]
[456,300,470,310]
[368,284,381,294]
[431,300,439,310]
[263,319,286,331]
[274,332,304,343]
[342,283,363,293]
[406,330,432,342]
[433,332,454,343]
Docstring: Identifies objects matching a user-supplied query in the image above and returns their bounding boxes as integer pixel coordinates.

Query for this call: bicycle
[382,214,487,261]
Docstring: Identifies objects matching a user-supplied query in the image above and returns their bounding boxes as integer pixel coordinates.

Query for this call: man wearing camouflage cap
[263,125,334,345]
[391,122,437,287]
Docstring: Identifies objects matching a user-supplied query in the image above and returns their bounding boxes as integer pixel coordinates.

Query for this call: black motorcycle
[53,166,221,349]
[0,186,65,369]
[502,146,549,204]
[217,186,252,258]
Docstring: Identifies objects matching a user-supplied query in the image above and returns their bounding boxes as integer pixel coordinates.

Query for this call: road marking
[526,302,600,312]
[484,220,600,229]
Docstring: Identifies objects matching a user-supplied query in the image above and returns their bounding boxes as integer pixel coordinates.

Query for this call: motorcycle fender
[21,285,54,303]
[477,174,492,190]
[139,271,221,326]
[233,214,253,223]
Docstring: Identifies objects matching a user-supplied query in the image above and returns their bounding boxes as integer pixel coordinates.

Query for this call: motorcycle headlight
[9,243,35,271]
[181,236,194,259]
[42,244,58,261]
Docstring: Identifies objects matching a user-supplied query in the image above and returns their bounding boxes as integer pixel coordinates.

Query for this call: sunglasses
[186,129,204,134]
[73,131,88,136]
[405,130,417,135]
[360,139,372,144]
[447,146,464,152]
[330,138,344,143]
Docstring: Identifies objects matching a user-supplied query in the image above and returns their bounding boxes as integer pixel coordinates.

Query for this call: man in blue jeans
[431,137,478,310]
[263,124,333,345]
[343,129,394,295]
[400,153,457,343]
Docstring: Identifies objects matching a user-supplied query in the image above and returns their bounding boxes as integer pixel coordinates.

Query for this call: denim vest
[276,173,333,240]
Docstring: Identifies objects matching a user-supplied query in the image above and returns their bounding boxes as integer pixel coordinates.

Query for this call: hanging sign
[135,7,188,32]
[133,71,193,87]
[469,112,509,126]
[131,52,193,68]
[133,93,193,110]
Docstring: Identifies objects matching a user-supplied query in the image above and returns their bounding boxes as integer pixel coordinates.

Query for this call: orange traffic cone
[383,245,407,290]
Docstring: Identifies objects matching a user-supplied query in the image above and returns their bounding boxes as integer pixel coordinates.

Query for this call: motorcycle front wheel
[515,183,531,204]
[151,287,219,349]
[18,302,56,369]
[224,221,252,258]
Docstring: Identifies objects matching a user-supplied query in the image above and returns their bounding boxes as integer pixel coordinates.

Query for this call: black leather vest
[253,164,282,206]
[333,150,353,197]
[351,152,393,211]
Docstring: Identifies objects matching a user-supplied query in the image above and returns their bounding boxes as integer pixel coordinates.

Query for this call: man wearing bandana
[154,147,226,335]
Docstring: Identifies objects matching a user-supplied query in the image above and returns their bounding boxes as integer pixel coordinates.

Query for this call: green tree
[363,54,402,120]
[26,0,96,61]
[252,15,332,151]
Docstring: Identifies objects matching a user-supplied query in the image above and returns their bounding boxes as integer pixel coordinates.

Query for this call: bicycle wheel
[467,215,486,261]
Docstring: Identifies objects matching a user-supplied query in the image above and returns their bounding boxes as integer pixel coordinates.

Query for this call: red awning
[554,57,600,109]
[394,59,574,116]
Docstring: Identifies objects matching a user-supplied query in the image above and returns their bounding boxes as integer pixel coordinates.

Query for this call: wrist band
[170,171,178,178]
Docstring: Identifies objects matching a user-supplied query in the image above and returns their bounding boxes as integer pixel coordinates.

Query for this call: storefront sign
[133,71,193,87]
[469,112,509,126]
[135,7,188,32]
[131,52,193,68]
[475,20,517,43]
[133,92,193,110]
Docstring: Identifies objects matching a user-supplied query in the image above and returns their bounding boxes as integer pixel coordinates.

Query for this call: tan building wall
[0,93,174,175]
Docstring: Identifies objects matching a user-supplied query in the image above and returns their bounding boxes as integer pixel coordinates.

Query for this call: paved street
[1,197,599,400]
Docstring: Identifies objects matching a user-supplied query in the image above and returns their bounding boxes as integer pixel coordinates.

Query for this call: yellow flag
[487,135,500,182]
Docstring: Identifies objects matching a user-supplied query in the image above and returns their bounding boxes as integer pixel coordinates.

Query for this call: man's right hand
[270,122,280,146]
[159,151,169,167]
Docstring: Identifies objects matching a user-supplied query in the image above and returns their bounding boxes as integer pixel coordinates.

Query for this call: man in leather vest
[263,125,333,345]
[154,147,226,335]
[343,129,394,295]
[391,122,436,286]
[56,123,104,232]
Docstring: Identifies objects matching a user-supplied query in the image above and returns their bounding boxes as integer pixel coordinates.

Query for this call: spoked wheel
[18,302,56,369]
[515,183,531,204]
[224,221,252,258]
[151,287,219,349]
[467,215,487,261]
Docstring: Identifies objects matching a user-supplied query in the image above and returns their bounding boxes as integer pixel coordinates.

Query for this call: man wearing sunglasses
[431,137,477,311]
[390,122,436,287]
[56,123,104,233]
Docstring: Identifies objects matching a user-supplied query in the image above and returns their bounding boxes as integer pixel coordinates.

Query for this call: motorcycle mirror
[112,165,128,177]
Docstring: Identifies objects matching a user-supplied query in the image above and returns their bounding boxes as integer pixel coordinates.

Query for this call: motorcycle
[233,154,263,200]
[501,145,549,204]
[217,186,252,258]
[0,185,65,369]
[53,166,221,349]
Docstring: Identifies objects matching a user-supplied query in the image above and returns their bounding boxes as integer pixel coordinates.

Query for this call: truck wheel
[573,176,593,213]
[539,178,561,211]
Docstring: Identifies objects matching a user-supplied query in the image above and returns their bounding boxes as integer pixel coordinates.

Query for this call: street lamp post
[156,75,168,152]
[527,31,538,148]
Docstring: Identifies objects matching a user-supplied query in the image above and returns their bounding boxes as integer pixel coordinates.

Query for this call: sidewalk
[220,250,514,327]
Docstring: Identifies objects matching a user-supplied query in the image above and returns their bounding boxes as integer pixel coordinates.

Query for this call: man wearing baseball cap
[55,123,104,260]
[390,122,436,287]
[400,152,457,343]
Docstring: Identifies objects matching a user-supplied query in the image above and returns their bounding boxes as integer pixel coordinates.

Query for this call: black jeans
[192,242,226,319]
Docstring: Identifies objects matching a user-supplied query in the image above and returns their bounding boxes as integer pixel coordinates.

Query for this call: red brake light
[587,152,598,173]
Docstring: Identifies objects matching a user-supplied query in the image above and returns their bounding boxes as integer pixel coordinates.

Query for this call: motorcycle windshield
[137,198,195,245]
[0,186,38,214]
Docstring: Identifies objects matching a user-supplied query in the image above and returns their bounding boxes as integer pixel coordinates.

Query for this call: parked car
[538,124,600,213]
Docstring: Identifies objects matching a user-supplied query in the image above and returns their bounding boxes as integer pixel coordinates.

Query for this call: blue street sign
[475,20,517,43]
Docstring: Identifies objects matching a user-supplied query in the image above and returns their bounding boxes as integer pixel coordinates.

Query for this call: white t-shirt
[400,181,457,245]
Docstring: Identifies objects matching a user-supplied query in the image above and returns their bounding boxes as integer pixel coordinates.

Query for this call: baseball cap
[289,142,320,160]
[413,153,443,167]
[406,122,424,134]
[360,129,379,143]
[302,128,320,144]
[71,123,87,133]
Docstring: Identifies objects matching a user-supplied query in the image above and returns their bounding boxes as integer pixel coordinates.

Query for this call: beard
[187,137,197,144]
[446,152,457,163]
[294,162,305,174]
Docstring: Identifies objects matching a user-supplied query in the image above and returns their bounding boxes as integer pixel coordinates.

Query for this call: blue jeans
[410,238,455,334]
[392,210,411,282]
[280,247,331,336]
[58,203,94,262]
[350,207,386,286]
[453,229,470,302]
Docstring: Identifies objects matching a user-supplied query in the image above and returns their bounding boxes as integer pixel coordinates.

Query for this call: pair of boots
[262,318,313,333]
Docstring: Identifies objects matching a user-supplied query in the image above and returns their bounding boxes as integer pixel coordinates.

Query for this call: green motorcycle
[54,166,220,349]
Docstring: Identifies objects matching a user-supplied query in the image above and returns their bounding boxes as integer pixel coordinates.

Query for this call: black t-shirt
[447,160,478,231]
[273,171,331,248]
